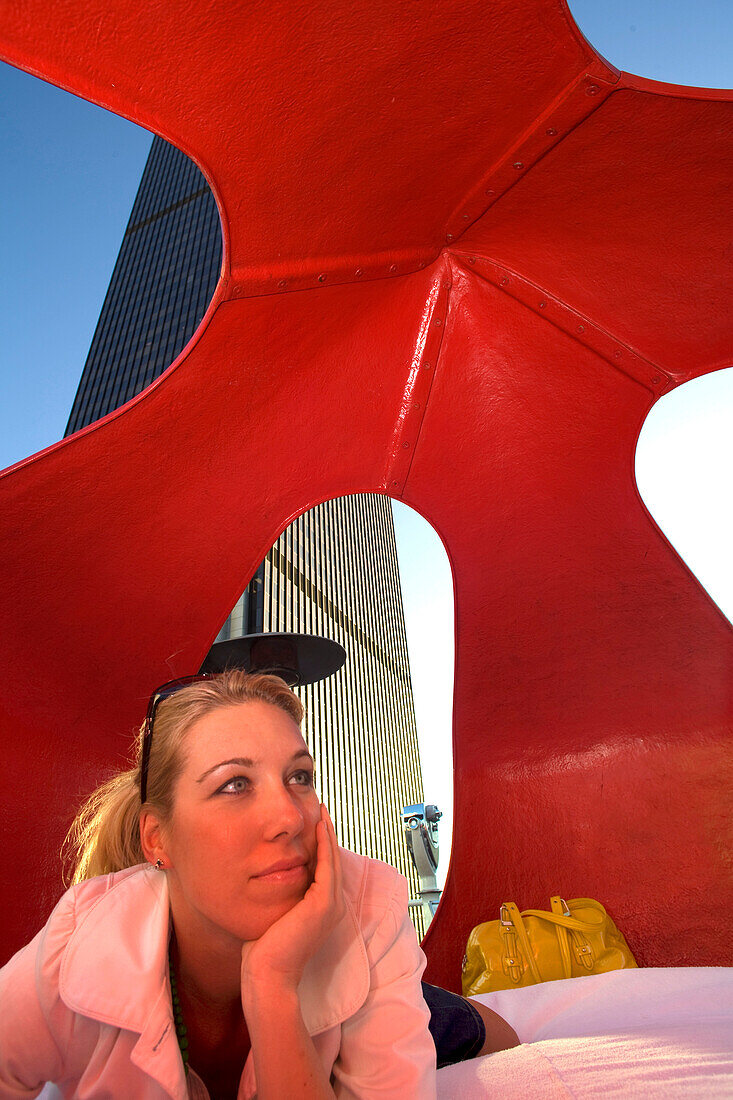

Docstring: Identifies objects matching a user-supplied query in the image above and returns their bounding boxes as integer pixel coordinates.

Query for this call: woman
[0,670,515,1099]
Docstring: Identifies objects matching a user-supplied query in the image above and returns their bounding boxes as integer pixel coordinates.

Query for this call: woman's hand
[240,804,346,998]
[239,806,343,1098]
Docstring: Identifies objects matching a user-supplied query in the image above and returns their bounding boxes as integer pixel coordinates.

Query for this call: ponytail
[63,767,145,885]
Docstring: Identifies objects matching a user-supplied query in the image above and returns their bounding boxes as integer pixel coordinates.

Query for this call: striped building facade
[66,136,427,934]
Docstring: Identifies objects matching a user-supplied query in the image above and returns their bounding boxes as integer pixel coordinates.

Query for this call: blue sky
[1,1,731,884]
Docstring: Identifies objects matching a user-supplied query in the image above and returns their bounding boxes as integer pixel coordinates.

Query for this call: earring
[155,858,164,870]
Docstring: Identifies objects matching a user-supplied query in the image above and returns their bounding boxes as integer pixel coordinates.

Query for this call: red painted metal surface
[0,1,731,985]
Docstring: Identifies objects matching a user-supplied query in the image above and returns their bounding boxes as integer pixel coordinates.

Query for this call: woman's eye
[290,769,315,787]
[218,776,250,795]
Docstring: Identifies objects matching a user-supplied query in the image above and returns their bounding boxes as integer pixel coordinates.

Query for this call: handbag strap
[501,903,542,984]
[519,908,602,934]
[550,896,573,979]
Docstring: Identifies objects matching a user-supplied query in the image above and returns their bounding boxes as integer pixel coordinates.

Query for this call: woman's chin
[232,891,309,943]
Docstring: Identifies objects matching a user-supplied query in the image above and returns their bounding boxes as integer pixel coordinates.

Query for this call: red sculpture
[0,0,731,984]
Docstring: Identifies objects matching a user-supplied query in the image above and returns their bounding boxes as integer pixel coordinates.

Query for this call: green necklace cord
[168,942,190,1077]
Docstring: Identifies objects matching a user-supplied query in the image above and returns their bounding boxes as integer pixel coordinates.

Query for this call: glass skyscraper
[66,136,427,934]
[66,139,221,431]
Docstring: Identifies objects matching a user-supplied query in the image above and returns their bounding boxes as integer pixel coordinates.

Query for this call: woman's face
[156,699,321,945]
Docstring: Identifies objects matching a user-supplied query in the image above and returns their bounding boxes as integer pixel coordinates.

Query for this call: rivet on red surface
[355,268,363,277]
[318,273,327,282]
[423,361,431,370]
[546,127,557,136]
[446,233,454,242]
[402,441,410,449]
[577,324,585,333]
[652,376,661,384]
[277,279,287,289]
[462,214,470,220]
[390,263,398,273]
[468,257,476,264]
[513,161,524,170]
[434,318,442,326]
[500,277,509,286]
[614,350,622,358]
[392,480,399,487]
[586,84,600,96]
[413,402,420,410]
[539,300,546,308]
[484,188,495,196]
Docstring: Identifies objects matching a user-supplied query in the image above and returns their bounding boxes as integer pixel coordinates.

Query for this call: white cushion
[437,967,733,1098]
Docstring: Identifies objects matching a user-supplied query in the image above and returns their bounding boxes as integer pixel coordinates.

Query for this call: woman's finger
[312,805,334,894]
[327,807,343,898]
[322,805,345,917]
[312,806,338,910]
[303,805,343,933]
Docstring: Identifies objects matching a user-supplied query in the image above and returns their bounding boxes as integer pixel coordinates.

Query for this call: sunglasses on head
[139,674,214,804]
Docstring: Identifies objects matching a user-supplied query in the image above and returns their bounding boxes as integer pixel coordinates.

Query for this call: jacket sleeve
[331,871,437,1100]
[0,932,64,1095]
[0,905,72,1098]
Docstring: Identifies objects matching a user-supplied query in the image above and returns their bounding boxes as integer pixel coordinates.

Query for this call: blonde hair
[63,670,304,885]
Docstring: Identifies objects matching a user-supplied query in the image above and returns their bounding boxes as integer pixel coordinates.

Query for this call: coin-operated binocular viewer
[403,803,442,927]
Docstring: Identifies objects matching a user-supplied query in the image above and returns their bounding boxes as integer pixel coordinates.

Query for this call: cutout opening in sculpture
[0,60,222,471]
[635,366,733,627]
[568,0,731,89]
[208,493,455,937]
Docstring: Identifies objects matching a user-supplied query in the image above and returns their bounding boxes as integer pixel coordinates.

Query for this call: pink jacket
[0,850,436,1099]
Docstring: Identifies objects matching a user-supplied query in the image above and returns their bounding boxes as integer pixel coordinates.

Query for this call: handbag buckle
[500,904,513,927]
[572,932,595,969]
[559,898,571,917]
[501,929,523,984]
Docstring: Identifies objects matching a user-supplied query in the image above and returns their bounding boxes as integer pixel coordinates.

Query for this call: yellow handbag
[462,896,637,995]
